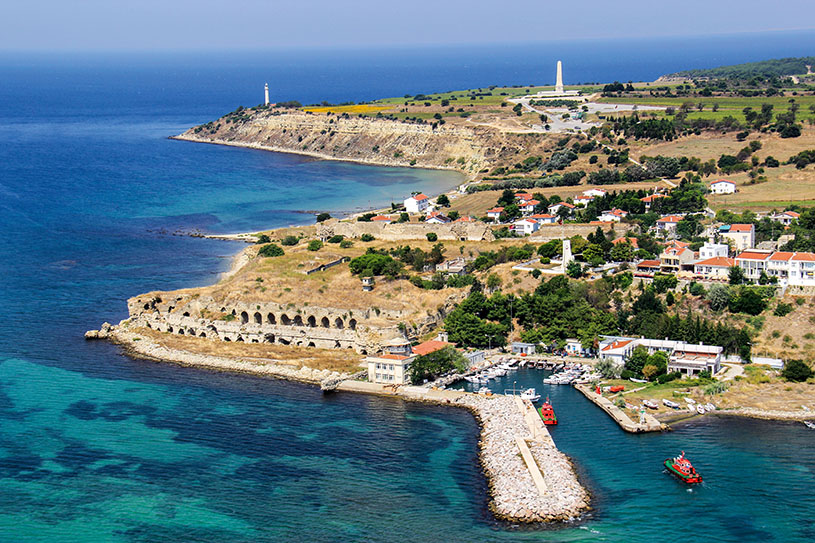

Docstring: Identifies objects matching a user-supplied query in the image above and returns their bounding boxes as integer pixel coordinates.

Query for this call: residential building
[640,193,668,210]
[366,354,414,384]
[425,212,451,224]
[486,207,504,222]
[735,250,772,281]
[404,193,430,214]
[766,251,794,282]
[598,209,628,222]
[583,188,607,198]
[789,253,815,286]
[529,213,557,224]
[771,210,800,226]
[698,242,729,260]
[612,236,638,248]
[463,350,486,366]
[693,256,734,280]
[511,342,536,356]
[574,195,594,207]
[710,179,736,194]
[370,215,393,223]
[565,339,590,357]
[515,192,534,202]
[513,218,540,235]
[655,214,683,233]
[548,202,575,216]
[518,199,540,214]
[659,246,697,273]
[720,223,755,251]
[412,339,454,356]
[636,259,661,275]
[599,336,722,376]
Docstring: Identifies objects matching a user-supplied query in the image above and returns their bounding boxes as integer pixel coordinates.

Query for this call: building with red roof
[693,256,734,280]
[404,193,430,214]
[710,179,736,194]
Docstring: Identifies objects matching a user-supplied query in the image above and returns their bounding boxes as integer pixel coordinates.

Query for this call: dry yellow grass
[753,297,815,360]
[133,327,364,373]
[302,104,393,115]
[708,164,815,210]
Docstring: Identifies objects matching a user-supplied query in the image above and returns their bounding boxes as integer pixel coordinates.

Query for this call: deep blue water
[1,34,814,542]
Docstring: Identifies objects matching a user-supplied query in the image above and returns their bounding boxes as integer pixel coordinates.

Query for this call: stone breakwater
[106,328,351,386]
[453,394,589,522]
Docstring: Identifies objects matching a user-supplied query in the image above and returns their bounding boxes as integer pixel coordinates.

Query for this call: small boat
[629,377,648,383]
[477,386,492,396]
[804,421,815,430]
[684,398,696,405]
[663,399,681,409]
[664,451,703,484]
[624,402,638,410]
[643,400,659,410]
[520,388,541,402]
[538,397,558,425]
[696,405,706,415]
[609,385,625,393]
[704,403,716,412]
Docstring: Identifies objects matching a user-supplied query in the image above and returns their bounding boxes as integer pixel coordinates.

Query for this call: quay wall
[574,384,664,433]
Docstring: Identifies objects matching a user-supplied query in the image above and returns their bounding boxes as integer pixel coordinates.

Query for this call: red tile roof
[602,339,633,352]
[380,354,409,360]
[712,179,736,185]
[637,259,661,268]
[657,215,683,223]
[694,256,734,267]
[486,207,504,213]
[641,194,668,202]
[792,252,815,262]
[612,237,638,248]
[782,211,800,218]
[412,193,429,201]
[520,199,540,207]
[371,215,392,221]
[769,252,794,261]
[736,251,771,260]
[515,193,534,200]
[728,223,754,232]
[530,213,555,219]
[412,340,454,356]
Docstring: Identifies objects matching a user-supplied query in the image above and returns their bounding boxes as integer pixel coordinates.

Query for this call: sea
[1,31,814,542]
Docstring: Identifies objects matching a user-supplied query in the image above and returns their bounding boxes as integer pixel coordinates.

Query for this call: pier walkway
[574,384,664,433]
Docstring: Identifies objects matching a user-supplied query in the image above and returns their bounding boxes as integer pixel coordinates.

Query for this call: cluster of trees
[348,252,403,277]
[257,243,285,257]
[407,346,468,385]
[621,287,752,359]
[610,115,677,141]
[671,57,815,80]
[782,208,815,251]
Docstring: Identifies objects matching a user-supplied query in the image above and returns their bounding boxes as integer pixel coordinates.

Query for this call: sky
[1,0,814,51]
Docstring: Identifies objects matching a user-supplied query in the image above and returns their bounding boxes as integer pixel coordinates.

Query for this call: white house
[565,339,589,356]
[486,207,504,222]
[529,213,557,224]
[404,193,430,214]
[425,212,451,224]
[698,242,729,260]
[574,195,594,207]
[548,202,576,216]
[735,250,772,281]
[771,210,800,226]
[518,199,540,214]
[513,218,540,235]
[366,354,414,384]
[598,338,636,366]
[789,252,815,286]
[599,336,722,376]
[655,214,683,233]
[598,209,628,222]
[693,256,734,280]
[710,179,736,194]
[583,188,607,198]
[640,193,668,210]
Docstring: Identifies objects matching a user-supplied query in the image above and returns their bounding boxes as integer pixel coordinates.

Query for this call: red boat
[609,385,625,393]
[664,451,702,484]
[538,397,558,425]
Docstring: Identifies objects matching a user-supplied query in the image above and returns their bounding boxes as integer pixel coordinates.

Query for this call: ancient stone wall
[530,223,617,241]
[316,220,495,242]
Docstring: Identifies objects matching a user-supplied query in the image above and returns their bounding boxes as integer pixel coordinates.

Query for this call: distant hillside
[663,57,815,80]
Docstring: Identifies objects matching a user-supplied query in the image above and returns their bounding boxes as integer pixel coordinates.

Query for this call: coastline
[106,326,590,523]
[170,133,471,181]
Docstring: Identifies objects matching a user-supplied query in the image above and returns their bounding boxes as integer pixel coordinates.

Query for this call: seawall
[574,384,664,433]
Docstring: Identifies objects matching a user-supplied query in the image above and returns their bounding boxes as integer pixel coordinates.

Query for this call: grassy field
[302,104,392,114]
[599,94,815,124]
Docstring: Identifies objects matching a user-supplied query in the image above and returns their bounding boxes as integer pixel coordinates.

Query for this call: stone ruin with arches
[124,290,461,355]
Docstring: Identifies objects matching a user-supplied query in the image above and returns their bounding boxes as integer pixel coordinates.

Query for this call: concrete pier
[574,384,664,433]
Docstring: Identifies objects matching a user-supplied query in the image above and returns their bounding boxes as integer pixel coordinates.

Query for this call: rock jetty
[454,393,589,522]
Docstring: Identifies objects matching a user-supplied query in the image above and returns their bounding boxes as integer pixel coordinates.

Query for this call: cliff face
[173,109,545,176]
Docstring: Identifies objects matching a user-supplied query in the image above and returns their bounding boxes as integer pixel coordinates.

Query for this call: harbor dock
[574,384,664,433]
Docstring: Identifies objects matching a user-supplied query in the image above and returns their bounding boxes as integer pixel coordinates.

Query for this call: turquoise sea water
[1,36,815,542]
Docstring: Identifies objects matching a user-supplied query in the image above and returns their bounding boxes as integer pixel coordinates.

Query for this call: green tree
[255,234,271,244]
[437,194,450,207]
[257,243,284,257]
[625,346,649,377]
[307,240,323,251]
[316,212,332,222]
[566,261,583,278]
[407,346,468,384]
[781,359,813,382]
[426,232,438,242]
[281,235,299,246]
[610,242,635,262]
[729,266,746,285]
[706,284,731,311]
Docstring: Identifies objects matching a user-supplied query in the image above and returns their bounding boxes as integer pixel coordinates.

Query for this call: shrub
[703,381,730,395]
[281,235,299,246]
[316,212,331,222]
[620,369,634,380]
[360,233,375,242]
[255,234,271,244]
[307,240,323,251]
[327,235,344,244]
[426,232,438,242]
[774,302,794,317]
[596,359,620,378]
[689,282,706,297]
[339,240,353,248]
[258,243,284,257]
[781,359,813,382]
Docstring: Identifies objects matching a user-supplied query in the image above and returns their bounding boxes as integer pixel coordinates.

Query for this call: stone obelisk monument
[264,83,270,106]
[555,61,564,94]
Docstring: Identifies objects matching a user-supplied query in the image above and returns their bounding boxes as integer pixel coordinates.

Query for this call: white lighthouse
[264,83,270,106]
